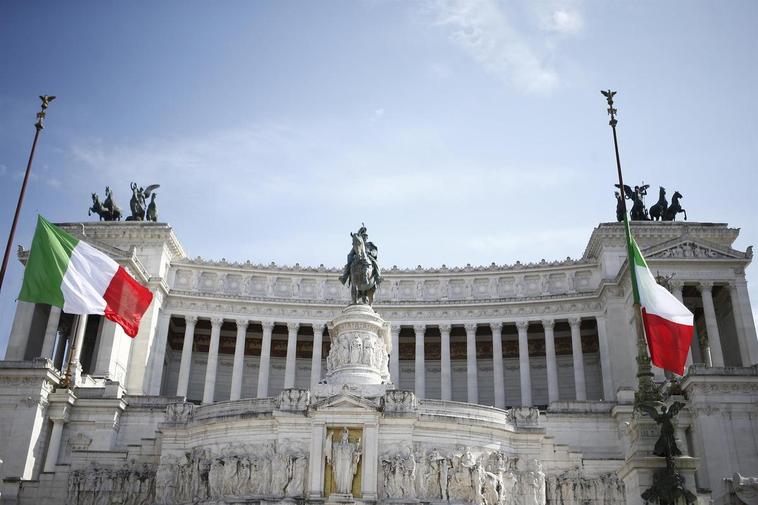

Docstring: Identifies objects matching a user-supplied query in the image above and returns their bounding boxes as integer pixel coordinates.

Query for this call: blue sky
[1,0,757,356]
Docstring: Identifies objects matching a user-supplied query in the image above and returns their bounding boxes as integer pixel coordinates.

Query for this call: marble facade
[0,220,757,505]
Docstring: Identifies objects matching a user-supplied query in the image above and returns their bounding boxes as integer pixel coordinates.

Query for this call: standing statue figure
[325,428,362,495]
[340,224,382,305]
[127,182,160,221]
[639,401,685,458]
[615,183,650,221]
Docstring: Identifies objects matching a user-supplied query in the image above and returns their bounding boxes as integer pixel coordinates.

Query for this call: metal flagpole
[601,90,661,407]
[0,95,56,294]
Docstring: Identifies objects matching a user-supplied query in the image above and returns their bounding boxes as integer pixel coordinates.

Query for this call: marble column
[202,317,223,404]
[389,325,400,384]
[176,315,198,398]
[40,306,62,360]
[569,317,587,400]
[698,281,725,367]
[516,320,532,407]
[595,315,615,401]
[6,301,36,360]
[669,280,693,369]
[414,324,426,398]
[439,324,452,401]
[230,318,249,401]
[43,419,65,473]
[284,322,300,389]
[464,323,479,404]
[257,321,275,397]
[310,323,324,388]
[542,319,559,404]
[732,276,758,365]
[728,282,751,366]
[69,314,88,385]
[490,322,505,408]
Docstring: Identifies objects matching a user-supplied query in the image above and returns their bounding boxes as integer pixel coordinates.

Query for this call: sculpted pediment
[644,237,750,261]
[310,390,380,412]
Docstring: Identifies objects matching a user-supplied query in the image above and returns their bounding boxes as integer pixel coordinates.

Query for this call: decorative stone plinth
[323,305,392,386]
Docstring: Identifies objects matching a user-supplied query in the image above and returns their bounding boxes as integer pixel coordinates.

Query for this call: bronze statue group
[89,182,160,222]
[615,184,687,222]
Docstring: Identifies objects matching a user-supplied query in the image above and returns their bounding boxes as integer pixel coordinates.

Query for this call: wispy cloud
[423,0,583,94]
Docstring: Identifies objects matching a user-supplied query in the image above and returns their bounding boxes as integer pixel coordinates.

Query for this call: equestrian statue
[89,186,122,221]
[340,224,382,305]
[614,184,689,222]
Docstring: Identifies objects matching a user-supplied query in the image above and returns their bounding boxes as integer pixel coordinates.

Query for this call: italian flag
[629,234,694,375]
[18,216,153,337]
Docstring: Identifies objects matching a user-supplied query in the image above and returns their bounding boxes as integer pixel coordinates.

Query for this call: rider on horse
[340,224,382,288]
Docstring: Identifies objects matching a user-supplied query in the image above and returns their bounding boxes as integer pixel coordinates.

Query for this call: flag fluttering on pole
[18,216,153,337]
[628,233,694,375]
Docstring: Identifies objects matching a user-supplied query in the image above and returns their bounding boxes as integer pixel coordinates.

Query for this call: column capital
[568,317,582,329]
[541,318,555,330]
[515,320,529,331]
[235,318,249,329]
[261,320,275,332]
[185,315,198,326]
[669,279,685,291]
[438,323,452,333]
[463,322,478,333]
[697,280,715,292]
[287,321,300,333]
[210,316,224,328]
[311,322,325,333]
[490,321,503,333]
[413,324,426,334]
[390,325,401,336]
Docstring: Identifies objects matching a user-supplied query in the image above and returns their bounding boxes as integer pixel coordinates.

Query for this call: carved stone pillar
[464,323,479,404]
[202,317,223,404]
[732,276,758,364]
[669,280,693,369]
[284,322,300,389]
[308,422,327,499]
[40,306,62,360]
[698,281,724,367]
[43,389,75,473]
[569,317,586,400]
[595,315,615,401]
[310,322,325,388]
[389,325,400,384]
[542,319,559,404]
[5,300,35,360]
[257,321,275,397]
[516,320,532,406]
[490,322,505,408]
[414,324,426,398]
[439,324,452,400]
[230,318,249,400]
[361,423,379,499]
[69,314,88,386]
[176,315,197,398]
[728,282,751,365]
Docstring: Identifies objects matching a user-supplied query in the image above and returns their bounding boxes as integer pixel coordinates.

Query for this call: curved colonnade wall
[1,220,757,505]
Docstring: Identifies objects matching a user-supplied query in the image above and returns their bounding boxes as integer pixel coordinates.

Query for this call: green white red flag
[629,233,694,375]
[18,216,153,337]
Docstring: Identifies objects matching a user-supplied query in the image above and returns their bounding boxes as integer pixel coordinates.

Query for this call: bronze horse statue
[346,232,377,305]
[649,186,668,221]
[663,191,687,221]
[89,192,122,221]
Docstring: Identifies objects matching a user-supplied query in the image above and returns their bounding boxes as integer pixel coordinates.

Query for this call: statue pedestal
[324,305,392,386]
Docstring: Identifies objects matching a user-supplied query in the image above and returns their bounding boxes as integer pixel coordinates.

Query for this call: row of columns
[393,317,592,408]
[668,280,753,368]
[175,317,326,404]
